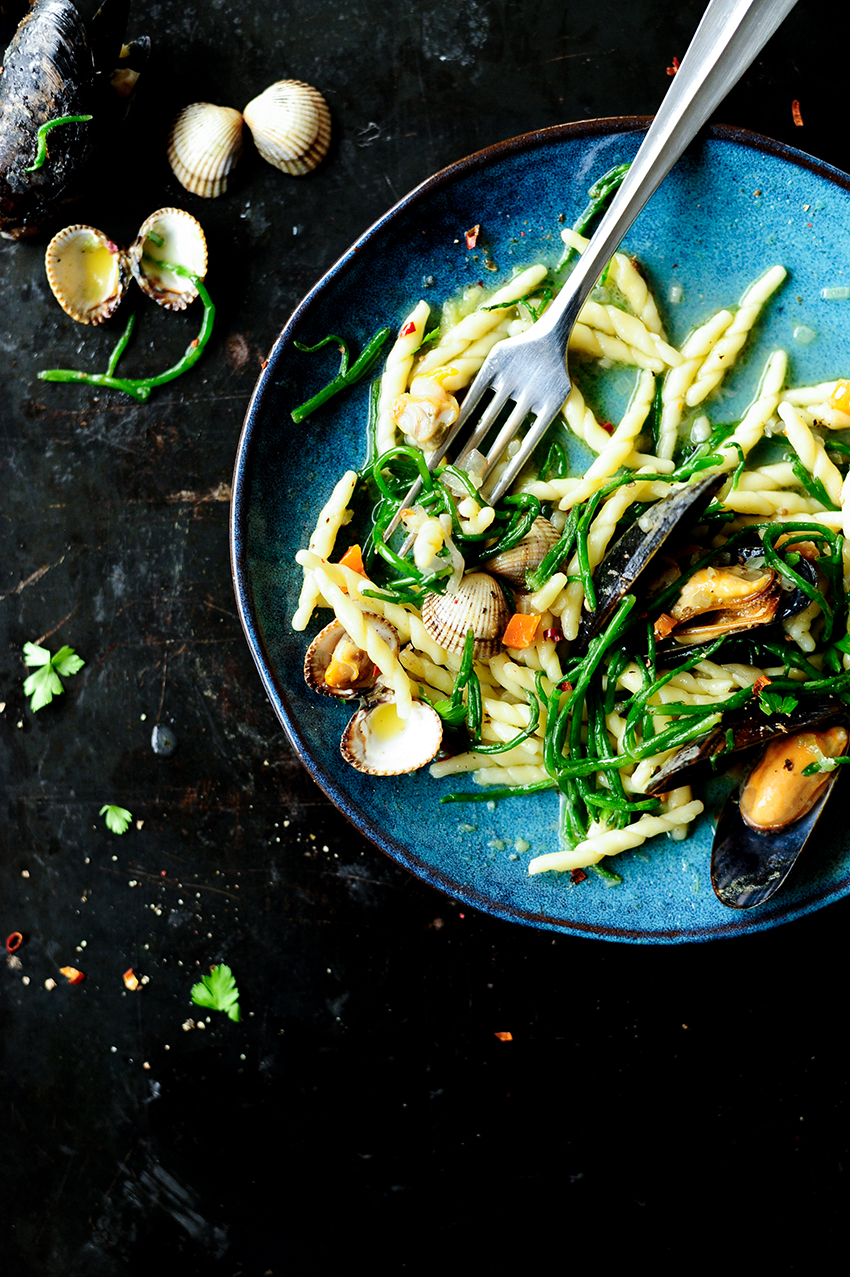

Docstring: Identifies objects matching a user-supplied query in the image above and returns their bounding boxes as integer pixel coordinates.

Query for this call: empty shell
[167,102,244,199]
[341,698,443,776]
[44,224,130,324]
[243,80,331,176]
[130,208,208,310]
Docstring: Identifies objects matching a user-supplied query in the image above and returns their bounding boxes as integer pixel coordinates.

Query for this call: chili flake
[753,674,772,697]
[792,99,803,127]
[570,868,588,884]
[399,319,417,337]
[59,966,85,985]
[494,1031,513,1042]
[666,55,680,76]
[465,224,480,249]
[6,932,23,953]
[123,968,141,991]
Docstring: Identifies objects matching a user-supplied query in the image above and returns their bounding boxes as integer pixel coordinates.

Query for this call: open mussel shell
[421,571,511,660]
[44,223,130,323]
[653,538,819,669]
[129,208,208,310]
[644,695,848,796]
[243,80,331,176]
[167,102,244,199]
[483,516,561,588]
[0,0,96,239]
[304,615,399,698]
[711,720,849,909]
[341,698,443,776]
[573,473,726,657]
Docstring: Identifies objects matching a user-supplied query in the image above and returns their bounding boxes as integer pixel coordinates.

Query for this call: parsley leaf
[758,690,798,717]
[22,641,85,711]
[100,804,132,835]
[191,963,241,1022]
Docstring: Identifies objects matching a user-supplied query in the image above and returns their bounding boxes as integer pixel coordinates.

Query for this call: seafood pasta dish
[291,166,850,909]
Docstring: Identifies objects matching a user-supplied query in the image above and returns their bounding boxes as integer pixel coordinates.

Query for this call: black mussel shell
[573,472,726,657]
[711,722,848,909]
[0,0,133,239]
[652,534,819,670]
[644,695,847,796]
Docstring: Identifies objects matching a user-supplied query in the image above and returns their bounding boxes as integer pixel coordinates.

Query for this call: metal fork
[388,0,798,544]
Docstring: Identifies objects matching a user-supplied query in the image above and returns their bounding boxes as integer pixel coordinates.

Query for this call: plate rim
[230,116,850,943]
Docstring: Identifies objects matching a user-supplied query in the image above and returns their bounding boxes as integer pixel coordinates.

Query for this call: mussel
[645,697,849,909]
[652,533,819,668]
[572,473,726,656]
[0,0,146,239]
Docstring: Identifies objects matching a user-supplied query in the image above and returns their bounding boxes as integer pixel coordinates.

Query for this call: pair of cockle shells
[167,80,331,200]
[44,208,208,325]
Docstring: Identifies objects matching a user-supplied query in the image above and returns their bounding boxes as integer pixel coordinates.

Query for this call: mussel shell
[421,571,511,659]
[711,722,849,909]
[653,540,819,669]
[0,0,95,239]
[243,80,331,176]
[573,473,726,657]
[129,208,208,310]
[167,102,244,199]
[644,695,848,796]
[483,516,561,587]
[44,222,130,323]
[341,699,443,775]
[304,614,400,698]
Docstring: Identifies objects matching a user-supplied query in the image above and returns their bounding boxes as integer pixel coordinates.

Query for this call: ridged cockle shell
[167,102,244,199]
[421,571,511,659]
[44,223,130,324]
[243,80,331,176]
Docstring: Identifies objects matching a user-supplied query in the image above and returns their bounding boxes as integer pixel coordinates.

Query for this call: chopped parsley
[191,963,241,1022]
[758,689,798,717]
[100,804,132,835]
[22,642,85,711]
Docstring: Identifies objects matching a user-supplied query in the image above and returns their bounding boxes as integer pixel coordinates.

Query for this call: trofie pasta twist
[293,163,850,887]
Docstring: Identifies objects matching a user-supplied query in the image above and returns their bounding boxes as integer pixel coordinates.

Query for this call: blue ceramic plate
[231,118,850,943]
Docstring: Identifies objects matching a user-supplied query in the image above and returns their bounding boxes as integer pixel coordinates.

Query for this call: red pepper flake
[666,55,680,76]
[465,224,480,249]
[544,627,563,642]
[600,420,615,435]
[6,932,23,954]
[753,674,772,697]
[557,679,573,692]
[494,1031,513,1042]
[792,99,803,127]
[106,238,120,255]
[190,337,200,349]
[570,868,587,884]
[399,319,417,337]
[123,968,141,991]
[59,966,85,985]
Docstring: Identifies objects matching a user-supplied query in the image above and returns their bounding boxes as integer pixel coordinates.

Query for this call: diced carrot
[338,544,365,575]
[502,612,541,649]
[828,378,850,415]
[653,613,677,640]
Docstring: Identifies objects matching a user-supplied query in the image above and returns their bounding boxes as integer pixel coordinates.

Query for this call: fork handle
[537,0,799,345]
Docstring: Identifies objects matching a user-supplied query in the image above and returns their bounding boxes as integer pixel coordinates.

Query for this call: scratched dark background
[1,0,848,1272]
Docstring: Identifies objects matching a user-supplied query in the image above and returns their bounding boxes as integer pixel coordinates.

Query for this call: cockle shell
[484,517,562,588]
[341,698,443,776]
[44,223,130,324]
[167,102,244,199]
[129,207,208,310]
[243,80,331,176]
[421,571,511,659]
[304,615,400,698]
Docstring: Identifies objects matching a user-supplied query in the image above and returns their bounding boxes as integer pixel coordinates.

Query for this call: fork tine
[383,379,511,542]
[484,401,562,504]
[476,397,532,483]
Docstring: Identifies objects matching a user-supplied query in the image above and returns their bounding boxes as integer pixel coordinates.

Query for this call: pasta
[292,162,850,888]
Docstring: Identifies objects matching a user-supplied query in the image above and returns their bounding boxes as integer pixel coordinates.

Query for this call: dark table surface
[2,1,849,1272]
